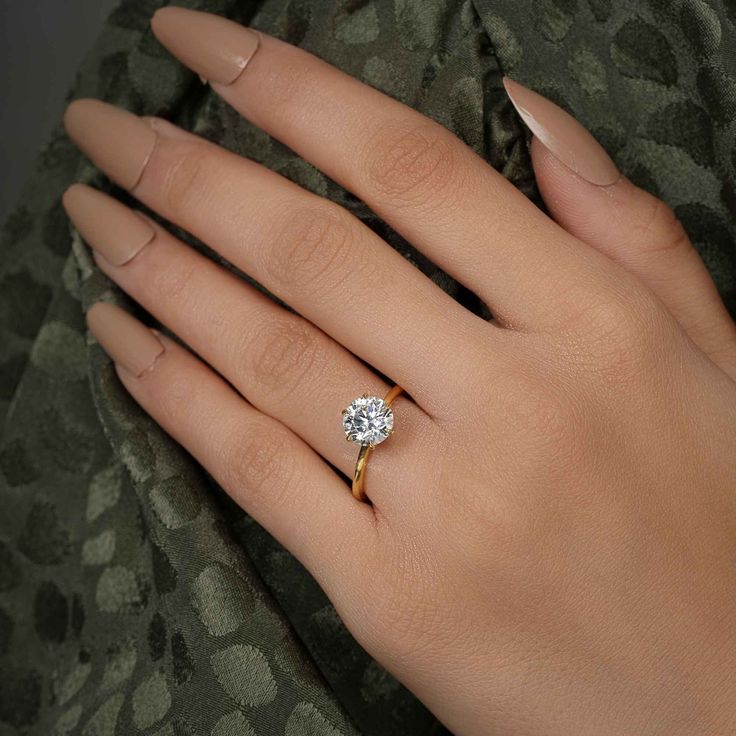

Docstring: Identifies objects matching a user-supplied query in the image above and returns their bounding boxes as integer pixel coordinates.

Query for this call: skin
[62,10,736,736]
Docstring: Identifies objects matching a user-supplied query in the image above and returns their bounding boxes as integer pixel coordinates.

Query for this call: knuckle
[266,204,357,293]
[224,419,294,503]
[632,195,691,257]
[251,52,309,121]
[571,288,674,378]
[247,318,323,404]
[511,380,578,446]
[495,374,583,465]
[362,121,463,204]
[460,345,576,441]
[585,293,647,343]
[153,366,191,424]
[159,142,214,216]
[439,464,520,561]
[149,257,199,306]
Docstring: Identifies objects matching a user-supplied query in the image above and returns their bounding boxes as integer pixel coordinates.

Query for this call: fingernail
[63,185,155,266]
[87,302,164,377]
[503,78,620,187]
[151,7,260,86]
[64,99,157,190]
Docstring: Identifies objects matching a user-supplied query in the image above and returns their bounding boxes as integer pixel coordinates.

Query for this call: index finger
[151,7,608,330]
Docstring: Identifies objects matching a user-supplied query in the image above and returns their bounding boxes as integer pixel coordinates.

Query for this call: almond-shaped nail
[64,99,157,190]
[503,78,620,187]
[87,302,164,377]
[63,185,155,266]
[151,7,260,86]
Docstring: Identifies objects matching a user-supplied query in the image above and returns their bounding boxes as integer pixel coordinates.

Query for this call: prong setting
[342,395,394,447]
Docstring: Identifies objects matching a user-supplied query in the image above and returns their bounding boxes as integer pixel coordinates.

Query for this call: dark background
[0,0,118,223]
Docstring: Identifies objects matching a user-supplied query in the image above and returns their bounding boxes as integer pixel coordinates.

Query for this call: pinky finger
[86,301,376,591]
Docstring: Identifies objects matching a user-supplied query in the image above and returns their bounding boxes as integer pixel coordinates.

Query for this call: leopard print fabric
[1,1,734,734]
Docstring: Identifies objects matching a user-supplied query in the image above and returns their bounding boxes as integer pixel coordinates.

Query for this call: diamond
[342,395,394,447]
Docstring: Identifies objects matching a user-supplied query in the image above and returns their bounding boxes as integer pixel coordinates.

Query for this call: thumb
[504,78,736,378]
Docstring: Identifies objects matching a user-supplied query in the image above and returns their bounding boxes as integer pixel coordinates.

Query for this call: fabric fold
[1,0,735,735]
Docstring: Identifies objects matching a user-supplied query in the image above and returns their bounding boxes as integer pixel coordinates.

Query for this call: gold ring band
[351,385,403,502]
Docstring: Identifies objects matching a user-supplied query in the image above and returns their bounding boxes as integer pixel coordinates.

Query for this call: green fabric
[1,0,735,734]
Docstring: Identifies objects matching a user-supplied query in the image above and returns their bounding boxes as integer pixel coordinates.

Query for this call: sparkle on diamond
[342,395,394,447]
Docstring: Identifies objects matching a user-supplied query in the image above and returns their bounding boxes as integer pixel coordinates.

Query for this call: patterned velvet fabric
[1,1,735,734]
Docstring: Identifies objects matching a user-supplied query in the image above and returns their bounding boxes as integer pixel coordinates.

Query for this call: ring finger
[63,184,435,510]
[64,185,432,500]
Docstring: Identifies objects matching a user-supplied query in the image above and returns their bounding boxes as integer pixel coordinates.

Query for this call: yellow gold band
[352,384,403,502]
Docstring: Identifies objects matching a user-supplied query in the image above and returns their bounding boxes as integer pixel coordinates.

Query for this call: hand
[63,8,736,735]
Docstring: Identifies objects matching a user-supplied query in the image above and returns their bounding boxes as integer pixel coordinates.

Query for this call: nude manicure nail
[87,302,164,378]
[63,185,155,266]
[503,78,620,187]
[64,99,157,190]
[151,7,260,86]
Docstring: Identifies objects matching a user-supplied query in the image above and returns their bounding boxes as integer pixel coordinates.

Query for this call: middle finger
[64,100,490,416]
[152,9,610,332]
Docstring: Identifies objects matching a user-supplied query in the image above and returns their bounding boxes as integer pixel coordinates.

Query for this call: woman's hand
[63,9,736,735]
